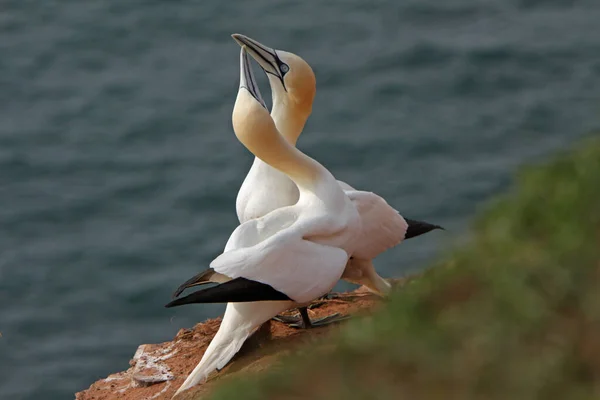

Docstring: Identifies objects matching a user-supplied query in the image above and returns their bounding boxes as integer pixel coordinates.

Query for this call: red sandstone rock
[74,283,411,400]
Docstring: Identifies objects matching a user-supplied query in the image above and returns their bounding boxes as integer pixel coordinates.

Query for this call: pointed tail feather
[404,218,444,239]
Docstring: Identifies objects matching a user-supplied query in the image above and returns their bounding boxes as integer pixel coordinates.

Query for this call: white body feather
[233,35,410,296]
[237,164,408,295]
[175,182,360,396]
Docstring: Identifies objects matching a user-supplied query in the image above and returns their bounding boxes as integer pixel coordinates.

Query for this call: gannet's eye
[280,64,289,74]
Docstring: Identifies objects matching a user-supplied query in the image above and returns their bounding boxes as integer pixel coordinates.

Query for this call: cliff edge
[75,282,409,400]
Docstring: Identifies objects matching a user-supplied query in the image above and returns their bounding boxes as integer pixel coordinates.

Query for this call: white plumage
[213,211,353,304]
[233,33,411,296]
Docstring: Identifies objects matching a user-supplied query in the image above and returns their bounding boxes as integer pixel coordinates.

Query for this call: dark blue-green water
[2,0,600,398]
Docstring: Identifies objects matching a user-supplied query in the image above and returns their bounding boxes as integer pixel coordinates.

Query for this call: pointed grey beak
[232,33,287,90]
[239,47,267,110]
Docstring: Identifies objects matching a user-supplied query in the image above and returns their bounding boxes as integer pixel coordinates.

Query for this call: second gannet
[165,47,361,396]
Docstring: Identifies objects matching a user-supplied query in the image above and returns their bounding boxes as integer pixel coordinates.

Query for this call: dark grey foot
[273,307,350,329]
[272,314,302,324]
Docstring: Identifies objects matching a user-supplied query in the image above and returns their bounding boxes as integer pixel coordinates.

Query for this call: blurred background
[1,0,599,398]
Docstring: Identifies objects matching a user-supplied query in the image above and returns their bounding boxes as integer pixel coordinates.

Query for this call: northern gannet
[229,34,442,325]
[165,47,361,396]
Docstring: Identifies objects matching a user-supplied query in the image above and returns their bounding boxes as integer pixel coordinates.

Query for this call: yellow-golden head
[232,34,316,117]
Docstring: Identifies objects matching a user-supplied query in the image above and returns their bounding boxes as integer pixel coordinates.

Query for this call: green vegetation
[208,136,600,400]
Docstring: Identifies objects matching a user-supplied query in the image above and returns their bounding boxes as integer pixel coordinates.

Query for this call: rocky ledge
[74,282,410,400]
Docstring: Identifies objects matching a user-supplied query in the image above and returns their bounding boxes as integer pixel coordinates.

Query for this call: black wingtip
[171,269,216,299]
[172,276,200,299]
[404,218,444,240]
[172,284,189,300]
[165,277,292,308]
[165,298,186,308]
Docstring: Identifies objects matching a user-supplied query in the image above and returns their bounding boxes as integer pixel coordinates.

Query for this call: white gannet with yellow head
[233,39,316,224]
[229,34,442,308]
[165,47,361,397]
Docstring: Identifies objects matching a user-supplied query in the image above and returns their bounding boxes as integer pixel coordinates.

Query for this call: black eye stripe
[273,51,289,76]
[262,60,288,92]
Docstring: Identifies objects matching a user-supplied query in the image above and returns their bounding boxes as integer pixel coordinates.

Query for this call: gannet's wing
[166,277,292,307]
[211,231,348,304]
[344,190,408,260]
[166,236,347,307]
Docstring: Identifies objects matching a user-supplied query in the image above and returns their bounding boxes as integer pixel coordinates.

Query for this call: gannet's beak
[239,47,268,110]
[232,34,287,90]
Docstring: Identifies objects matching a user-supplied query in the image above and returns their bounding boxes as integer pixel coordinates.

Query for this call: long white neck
[235,94,306,223]
[270,99,307,146]
[245,94,306,180]
[233,92,330,194]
